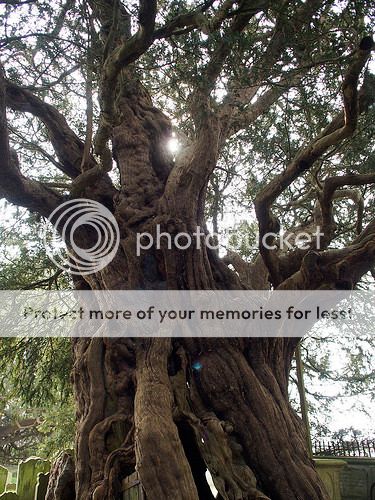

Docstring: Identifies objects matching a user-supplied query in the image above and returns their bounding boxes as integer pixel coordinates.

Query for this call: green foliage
[289,332,375,440]
[34,395,75,459]
[226,220,259,260]
[0,207,74,461]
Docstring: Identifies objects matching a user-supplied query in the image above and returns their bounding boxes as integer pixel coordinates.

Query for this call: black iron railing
[313,438,375,458]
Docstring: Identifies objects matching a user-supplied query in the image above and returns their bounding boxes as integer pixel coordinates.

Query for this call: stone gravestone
[0,466,8,495]
[315,458,347,500]
[16,458,50,500]
[340,458,375,500]
[34,473,49,500]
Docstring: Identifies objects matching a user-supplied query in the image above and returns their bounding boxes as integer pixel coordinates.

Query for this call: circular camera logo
[43,199,120,275]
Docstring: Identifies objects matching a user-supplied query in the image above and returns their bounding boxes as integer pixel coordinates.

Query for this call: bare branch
[153,1,268,42]
[4,77,116,203]
[5,81,87,178]
[277,218,375,290]
[8,124,66,172]
[94,0,157,169]
[153,1,217,39]
[221,71,305,139]
[23,64,80,92]
[254,38,374,285]
[319,172,375,240]
[332,188,364,235]
[22,269,64,290]
[192,0,268,104]
[220,0,325,127]
[0,65,63,216]
[323,172,375,200]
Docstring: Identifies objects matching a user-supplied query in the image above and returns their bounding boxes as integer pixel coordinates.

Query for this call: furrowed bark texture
[68,79,333,500]
[73,335,327,499]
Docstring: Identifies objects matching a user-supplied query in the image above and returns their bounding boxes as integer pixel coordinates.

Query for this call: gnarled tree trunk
[73,326,326,499]
[69,80,329,499]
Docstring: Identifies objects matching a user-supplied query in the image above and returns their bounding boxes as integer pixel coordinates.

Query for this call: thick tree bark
[61,55,338,497]
[66,90,329,497]
[46,452,75,500]
[72,330,328,499]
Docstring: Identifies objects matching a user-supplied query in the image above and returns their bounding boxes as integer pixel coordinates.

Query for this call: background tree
[0,1,374,499]
[0,210,74,463]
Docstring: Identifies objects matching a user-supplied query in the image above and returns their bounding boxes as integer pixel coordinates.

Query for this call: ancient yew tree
[0,1,374,499]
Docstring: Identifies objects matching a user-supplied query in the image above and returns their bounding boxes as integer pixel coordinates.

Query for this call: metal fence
[313,438,375,458]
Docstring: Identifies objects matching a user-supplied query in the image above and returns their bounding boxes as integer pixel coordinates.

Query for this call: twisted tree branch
[254,38,374,286]
[0,64,63,216]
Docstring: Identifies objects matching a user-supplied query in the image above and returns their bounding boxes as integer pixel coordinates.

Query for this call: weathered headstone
[340,458,375,500]
[6,468,17,489]
[16,458,50,500]
[315,458,347,500]
[0,466,8,494]
[0,492,19,499]
[34,473,49,500]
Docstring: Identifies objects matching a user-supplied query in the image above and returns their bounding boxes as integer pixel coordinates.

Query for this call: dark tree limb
[153,1,217,39]
[223,250,269,289]
[254,39,374,286]
[0,65,63,216]
[319,173,375,241]
[277,217,375,290]
[5,77,117,204]
[5,80,89,178]
[220,71,305,139]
